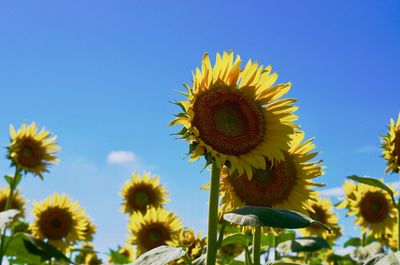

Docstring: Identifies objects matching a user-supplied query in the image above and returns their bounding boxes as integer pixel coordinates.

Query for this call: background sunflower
[381,113,400,174]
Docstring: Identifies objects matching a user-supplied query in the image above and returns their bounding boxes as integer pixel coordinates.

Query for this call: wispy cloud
[320,187,344,197]
[107,150,136,165]
[355,145,378,153]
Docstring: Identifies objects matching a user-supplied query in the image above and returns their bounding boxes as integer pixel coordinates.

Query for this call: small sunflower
[170,51,298,179]
[121,172,169,214]
[74,243,96,264]
[177,228,206,261]
[336,181,358,210]
[381,113,400,174]
[82,216,96,242]
[128,207,183,255]
[299,196,341,242]
[0,187,26,218]
[30,193,88,251]
[8,122,59,178]
[347,182,396,237]
[219,131,324,214]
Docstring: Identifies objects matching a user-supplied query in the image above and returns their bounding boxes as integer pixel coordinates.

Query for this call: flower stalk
[252,226,261,265]
[206,162,220,265]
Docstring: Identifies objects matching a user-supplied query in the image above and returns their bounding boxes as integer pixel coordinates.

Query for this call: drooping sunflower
[381,113,400,174]
[30,193,88,251]
[121,172,169,214]
[336,180,358,210]
[347,182,396,237]
[219,131,324,214]
[170,51,298,179]
[0,187,26,218]
[299,195,342,242]
[8,122,59,178]
[128,207,183,255]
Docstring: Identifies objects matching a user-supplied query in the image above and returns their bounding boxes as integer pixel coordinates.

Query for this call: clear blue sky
[1,0,400,257]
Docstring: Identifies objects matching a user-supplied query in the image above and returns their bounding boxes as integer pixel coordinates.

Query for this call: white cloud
[107,150,136,164]
[319,187,345,197]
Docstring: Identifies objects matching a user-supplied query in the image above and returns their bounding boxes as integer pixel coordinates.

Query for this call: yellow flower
[170,51,298,179]
[0,187,26,218]
[74,243,96,264]
[128,207,183,255]
[219,131,324,214]
[8,122,59,178]
[30,193,88,251]
[381,113,400,174]
[178,228,206,261]
[82,216,96,242]
[336,181,357,210]
[347,182,396,237]
[299,195,342,242]
[121,172,169,214]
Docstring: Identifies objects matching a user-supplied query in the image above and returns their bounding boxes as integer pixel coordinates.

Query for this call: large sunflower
[121,172,169,214]
[219,131,323,214]
[128,207,183,255]
[381,113,400,174]
[30,193,88,251]
[170,51,298,179]
[299,195,341,242]
[347,183,396,237]
[0,187,26,218]
[8,122,59,178]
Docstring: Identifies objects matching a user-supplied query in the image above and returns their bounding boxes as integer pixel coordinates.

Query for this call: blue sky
[1,0,400,258]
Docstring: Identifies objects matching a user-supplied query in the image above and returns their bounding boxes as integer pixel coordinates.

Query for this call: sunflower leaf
[343,237,361,248]
[277,236,330,253]
[347,175,396,205]
[132,245,187,265]
[221,233,249,248]
[223,206,331,231]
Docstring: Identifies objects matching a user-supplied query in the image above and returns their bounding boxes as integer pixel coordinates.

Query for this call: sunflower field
[0,50,400,265]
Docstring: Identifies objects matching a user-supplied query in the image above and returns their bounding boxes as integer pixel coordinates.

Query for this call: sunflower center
[127,186,155,213]
[308,205,327,229]
[17,139,42,168]
[39,207,72,240]
[139,224,170,251]
[192,85,264,156]
[227,156,297,207]
[360,192,389,223]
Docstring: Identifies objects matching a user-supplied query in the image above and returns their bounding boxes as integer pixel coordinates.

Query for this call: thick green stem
[252,226,261,265]
[273,234,279,261]
[206,163,220,265]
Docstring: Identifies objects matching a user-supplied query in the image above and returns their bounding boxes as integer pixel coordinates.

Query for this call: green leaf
[347,175,396,205]
[132,245,187,265]
[222,233,249,248]
[343,237,361,248]
[277,236,330,253]
[223,206,331,231]
[109,248,131,264]
[4,235,43,265]
[0,209,19,232]
[19,233,72,263]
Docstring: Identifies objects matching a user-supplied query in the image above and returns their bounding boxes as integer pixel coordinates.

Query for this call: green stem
[0,167,21,264]
[206,162,220,265]
[252,226,261,265]
[216,221,227,249]
[273,234,279,261]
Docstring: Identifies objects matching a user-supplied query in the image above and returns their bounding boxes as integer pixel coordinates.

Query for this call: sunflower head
[30,193,88,251]
[299,196,341,242]
[74,243,96,264]
[82,216,96,242]
[381,114,400,174]
[347,182,396,237]
[336,181,357,210]
[121,172,169,214]
[219,131,324,214]
[8,122,59,178]
[178,228,206,260]
[0,187,26,218]
[170,51,298,179]
[128,207,183,255]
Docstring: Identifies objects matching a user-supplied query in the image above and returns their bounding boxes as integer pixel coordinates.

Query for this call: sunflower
[170,51,298,179]
[128,207,183,255]
[219,131,324,214]
[382,113,400,174]
[30,193,88,251]
[336,181,358,210]
[0,187,26,218]
[82,216,96,242]
[74,243,96,264]
[8,122,59,178]
[299,195,341,242]
[347,182,396,237]
[121,172,169,214]
[178,228,206,261]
